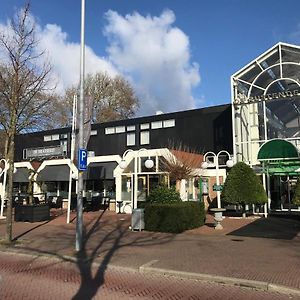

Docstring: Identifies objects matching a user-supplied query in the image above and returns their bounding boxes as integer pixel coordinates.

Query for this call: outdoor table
[210,208,226,230]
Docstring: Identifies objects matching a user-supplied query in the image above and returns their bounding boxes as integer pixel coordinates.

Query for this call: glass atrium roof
[231,43,300,125]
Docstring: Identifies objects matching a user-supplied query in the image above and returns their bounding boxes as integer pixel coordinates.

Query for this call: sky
[1,0,300,117]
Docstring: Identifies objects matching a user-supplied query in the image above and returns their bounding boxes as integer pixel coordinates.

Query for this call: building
[232,42,300,213]
[9,104,232,213]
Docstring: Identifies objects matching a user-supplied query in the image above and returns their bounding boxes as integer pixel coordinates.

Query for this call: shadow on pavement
[11,209,175,300]
[227,216,300,240]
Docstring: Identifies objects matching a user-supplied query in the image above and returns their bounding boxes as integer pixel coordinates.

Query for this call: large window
[140,131,149,145]
[127,133,135,146]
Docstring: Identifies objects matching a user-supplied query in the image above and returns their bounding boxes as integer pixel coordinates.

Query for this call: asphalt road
[0,252,295,300]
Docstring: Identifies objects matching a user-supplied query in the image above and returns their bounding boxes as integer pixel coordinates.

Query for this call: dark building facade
[15,104,232,161]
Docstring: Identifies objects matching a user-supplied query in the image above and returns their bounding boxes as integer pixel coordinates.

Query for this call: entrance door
[121,175,133,203]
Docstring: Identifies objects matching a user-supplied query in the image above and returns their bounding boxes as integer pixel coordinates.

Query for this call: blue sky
[1,0,300,116]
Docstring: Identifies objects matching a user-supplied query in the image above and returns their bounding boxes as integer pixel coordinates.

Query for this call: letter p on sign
[78,148,88,171]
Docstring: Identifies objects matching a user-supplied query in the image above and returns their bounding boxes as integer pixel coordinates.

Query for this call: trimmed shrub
[146,185,181,203]
[144,201,205,233]
[221,162,267,206]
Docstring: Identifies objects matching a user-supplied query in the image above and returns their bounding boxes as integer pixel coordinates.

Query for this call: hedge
[144,201,205,233]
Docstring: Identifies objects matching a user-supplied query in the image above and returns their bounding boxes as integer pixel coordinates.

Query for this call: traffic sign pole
[76,0,85,252]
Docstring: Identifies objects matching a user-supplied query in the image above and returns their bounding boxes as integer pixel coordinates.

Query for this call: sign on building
[24,146,65,160]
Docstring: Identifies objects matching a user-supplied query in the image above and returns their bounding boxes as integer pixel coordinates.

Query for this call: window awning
[257,139,299,161]
[85,162,117,180]
[266,163,300,175]
[36,165,70,182]
[13,168,30,183]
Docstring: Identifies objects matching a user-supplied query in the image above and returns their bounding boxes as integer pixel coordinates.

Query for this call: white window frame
[151,121,163,129]
[140,131,150,145]
[140,123,150,130]
[127,133,136,146]
[44,135,52,142]
[90,130,98,136]
[127,125,136,131]
[105,127,115,135]
[51,134,60,141]
[163,119,175,128]
[115,126,125,133]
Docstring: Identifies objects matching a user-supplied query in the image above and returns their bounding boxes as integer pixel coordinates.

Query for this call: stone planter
[15,204,50,222]
[210,208,226,230]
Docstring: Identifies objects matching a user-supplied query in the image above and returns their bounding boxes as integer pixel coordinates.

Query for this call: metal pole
[76,0,85,252]
[67,95,77,224]
[215,154,221,208]
[134,154,138,209]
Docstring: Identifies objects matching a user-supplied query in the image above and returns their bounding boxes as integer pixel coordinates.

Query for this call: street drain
[231,239,244,242]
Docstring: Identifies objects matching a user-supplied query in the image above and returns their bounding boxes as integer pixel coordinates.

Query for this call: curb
[139,260,300,298]
[1,247,300,298]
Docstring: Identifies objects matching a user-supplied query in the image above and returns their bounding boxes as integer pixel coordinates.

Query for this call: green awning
[266,164,300,175]
[258,139,299,161]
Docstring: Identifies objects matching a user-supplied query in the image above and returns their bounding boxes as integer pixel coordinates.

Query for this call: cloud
[104,10,200,115]
[36,23,118,93]
[0,9,201,116]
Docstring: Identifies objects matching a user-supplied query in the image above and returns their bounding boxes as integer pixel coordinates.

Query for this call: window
[90,130,97,136]
[88,151,95,157]
[60,140,68,152]
[140,131,149,145]
[105,127,115,134]
[151,121,163,129]
[60,133,68,139]
[51,134,59,141]
[127,125,136,131]
[115,126,125,133]
[140,123,149,130]
[163,119,175,128]
[44,134,60,142]
[44,135,52,142]
[127,133,135,146]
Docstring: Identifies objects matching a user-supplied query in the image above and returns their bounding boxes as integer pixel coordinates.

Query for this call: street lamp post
[119,149,154,210]
[0,159,8,219]
[201,150,233,208]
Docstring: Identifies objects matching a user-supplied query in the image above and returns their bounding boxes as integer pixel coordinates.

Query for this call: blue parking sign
[78,148,87,171]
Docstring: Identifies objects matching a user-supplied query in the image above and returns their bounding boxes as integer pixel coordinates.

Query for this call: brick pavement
[0,209,299,295]
[0,251,295,300]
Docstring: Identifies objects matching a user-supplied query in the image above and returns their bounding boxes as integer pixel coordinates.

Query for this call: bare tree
[161,143,203,191]
[0,4,54,242]
[61,72,140,125]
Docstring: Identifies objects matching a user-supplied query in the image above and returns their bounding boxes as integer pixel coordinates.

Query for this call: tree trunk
[5,117,16,243]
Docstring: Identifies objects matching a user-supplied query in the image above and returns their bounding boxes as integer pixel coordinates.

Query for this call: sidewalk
[0,209,300,296]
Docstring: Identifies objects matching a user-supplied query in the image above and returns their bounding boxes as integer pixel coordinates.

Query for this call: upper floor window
[44,134,60,142]
[127,125,136,131]
[140,131,149,145]
[140,123,150,130]
[90,130,98,136]
[163,119,175,128]
[151,121,163,129]
[115,126,125,133]
[127,133,135,146]
[105,127,115,135]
